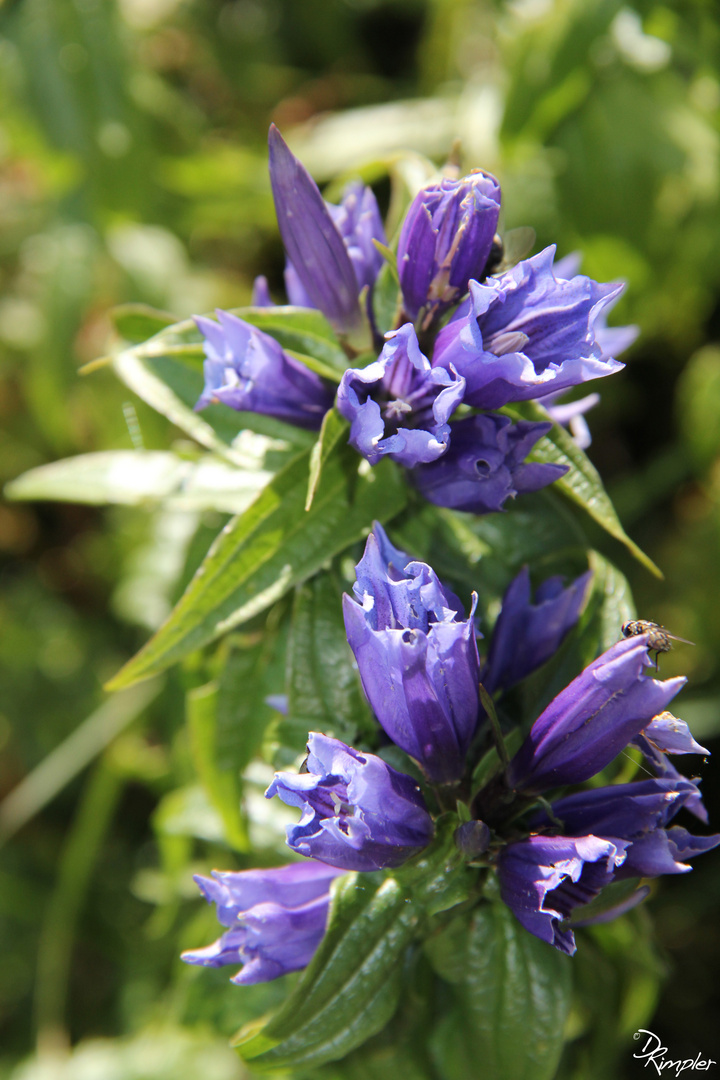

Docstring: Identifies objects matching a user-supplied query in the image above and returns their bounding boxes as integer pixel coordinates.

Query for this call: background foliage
[2,0,720,1077]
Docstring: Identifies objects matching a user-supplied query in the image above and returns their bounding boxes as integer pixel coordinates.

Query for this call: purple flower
[534,778,720,880]
[336,323,466,467]
[266,732,434,871]
[633,732,709,824]
[397,171,501,326]
[483,566,593,693]
[181,861,343,984]
[432,246,625,410]
[498,834,629,955]
[343,524,480,784]
[411,413,568,514]
[637,711,709,757]
[506,635,686,794]
[194,309,334,428]
[268,125,385,333]
[327,180,386,297]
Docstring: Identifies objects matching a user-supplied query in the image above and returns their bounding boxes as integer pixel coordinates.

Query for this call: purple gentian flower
[432,246,625,410]
[336,323,466,467]
[343,524,480,784]
[411,413,568,514]
[194,309,334,428]
[483,566,593,693]
[397,171,501,326]
[181,861,343,984]
[506,635,686,794]
[534,778,720,880]
[498,834,629,955]
[268,125,386,333]
[266,732,434,871]
[633,732,709,824]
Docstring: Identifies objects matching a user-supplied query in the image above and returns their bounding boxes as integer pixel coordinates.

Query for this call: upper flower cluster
[192,126,638,512]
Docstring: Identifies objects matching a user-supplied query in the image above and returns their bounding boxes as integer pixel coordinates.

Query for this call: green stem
[478,682,509,771]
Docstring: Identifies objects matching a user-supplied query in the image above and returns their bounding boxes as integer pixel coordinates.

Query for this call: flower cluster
[183,527,717,982]
[192,126,638,512]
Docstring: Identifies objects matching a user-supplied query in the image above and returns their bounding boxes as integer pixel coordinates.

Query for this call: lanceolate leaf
[186,681,248,851]
[286,571,374,748]
[106,436,406,689]
[234,820,475,1071]
[5,450,272,516]
[502,401,661,578]
[305,409,348,511]
[430,900,572,1080]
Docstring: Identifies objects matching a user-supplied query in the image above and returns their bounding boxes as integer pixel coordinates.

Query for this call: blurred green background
[2,0,720,1077]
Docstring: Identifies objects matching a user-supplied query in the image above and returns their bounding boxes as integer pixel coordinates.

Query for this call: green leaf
[110,303,176,344]
[502,401,661,578]
[372,258,402,337]
[186,682,248,851]
[235,873,415,1070]
[306,409,348,511]
[5,450,272,516]
[106,440,406,689]
[285,571,374,750]
[430,901,572,1080]
[234,821,475,1071]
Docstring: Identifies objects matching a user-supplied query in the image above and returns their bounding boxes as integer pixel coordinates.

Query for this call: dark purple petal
[268,124,360,333]
[616,826,720,879]
[195,309,334,428]
[484,566,592,693]
[506,636,686,793]
[433,246,625,409]
[181,861,342,984]
[265,733,434,871]
[397,171,501,324]
[498,834,628,955]
[336,323,465,467]
[533,778,699,839]
[411,413,567,514]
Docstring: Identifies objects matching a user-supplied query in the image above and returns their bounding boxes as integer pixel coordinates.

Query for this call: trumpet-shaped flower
[432,246,625,409]
[343,524,480,783]
[266,732,434,871]
[336,323,465,467]
[181,861,343,984]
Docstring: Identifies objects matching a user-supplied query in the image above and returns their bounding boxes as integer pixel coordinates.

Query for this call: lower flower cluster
[183,526,718,984]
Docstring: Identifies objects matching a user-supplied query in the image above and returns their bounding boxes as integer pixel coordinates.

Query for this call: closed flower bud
[506,635,686,794]
[397,172,501,327]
